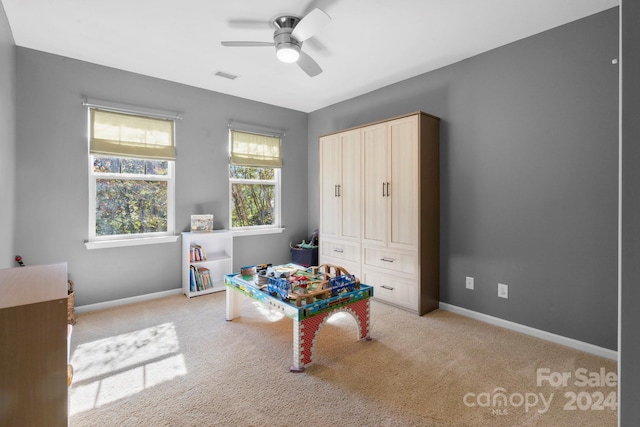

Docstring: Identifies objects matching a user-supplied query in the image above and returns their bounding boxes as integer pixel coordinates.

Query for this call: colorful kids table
[224,267,373,372]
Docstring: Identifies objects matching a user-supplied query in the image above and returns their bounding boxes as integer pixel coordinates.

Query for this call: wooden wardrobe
[319,111,439,315]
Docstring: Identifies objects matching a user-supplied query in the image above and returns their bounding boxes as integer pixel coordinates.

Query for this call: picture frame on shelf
[191,214,214,232]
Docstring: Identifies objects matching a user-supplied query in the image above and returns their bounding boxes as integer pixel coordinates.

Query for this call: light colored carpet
[68,292,617,426]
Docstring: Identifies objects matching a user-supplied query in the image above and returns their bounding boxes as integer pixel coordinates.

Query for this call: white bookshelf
[182,230,233,298]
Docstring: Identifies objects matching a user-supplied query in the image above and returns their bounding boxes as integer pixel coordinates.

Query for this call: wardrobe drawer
[363,271,417,311]
[321,241,360,263]
[363,247,416,275]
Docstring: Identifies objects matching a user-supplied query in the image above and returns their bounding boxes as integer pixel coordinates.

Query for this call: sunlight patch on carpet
[68,323,187,416]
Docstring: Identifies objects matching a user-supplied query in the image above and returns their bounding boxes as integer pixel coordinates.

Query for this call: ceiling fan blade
[221,41,274,47]
[297,51,322,77]
[291,8,331,42]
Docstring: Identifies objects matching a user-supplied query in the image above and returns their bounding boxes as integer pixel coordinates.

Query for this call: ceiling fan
[221,8,331,77]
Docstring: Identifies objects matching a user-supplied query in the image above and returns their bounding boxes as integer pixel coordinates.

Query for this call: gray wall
[0,2,15,269]
[14,48,309,306]
[308,8,619,350]
[620,2,639,424]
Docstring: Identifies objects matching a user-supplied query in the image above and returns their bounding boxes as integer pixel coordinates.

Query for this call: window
[229,129,282,232]
[87,107,176,247]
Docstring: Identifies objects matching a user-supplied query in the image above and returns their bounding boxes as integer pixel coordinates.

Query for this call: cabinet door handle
[337,184,341,197]
[334,184,338,197]
[380,257,395,263]
[381,285,395,291]
[333,248,344,253]
[382,182,385,197]
[386,182,390,197]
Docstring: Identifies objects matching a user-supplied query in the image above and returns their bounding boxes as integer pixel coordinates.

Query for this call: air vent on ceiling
[214,71,238,80]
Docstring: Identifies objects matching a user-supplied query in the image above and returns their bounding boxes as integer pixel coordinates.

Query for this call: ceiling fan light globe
[276,44,300,63]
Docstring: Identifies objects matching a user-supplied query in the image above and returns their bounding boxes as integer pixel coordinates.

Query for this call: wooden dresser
[0,262,69,426]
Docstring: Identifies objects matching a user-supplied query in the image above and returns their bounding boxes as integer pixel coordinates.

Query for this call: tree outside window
[93,156,170,236]
[230,165,277,227]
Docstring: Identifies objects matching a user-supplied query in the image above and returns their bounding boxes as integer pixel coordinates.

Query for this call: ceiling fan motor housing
[273,15,301,62]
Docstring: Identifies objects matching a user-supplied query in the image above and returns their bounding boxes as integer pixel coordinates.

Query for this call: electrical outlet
[498,283,508,299]
[466,276,474,290]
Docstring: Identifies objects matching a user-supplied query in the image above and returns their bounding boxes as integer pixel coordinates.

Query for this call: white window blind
[90,109,176,160]
[230,130,282,168]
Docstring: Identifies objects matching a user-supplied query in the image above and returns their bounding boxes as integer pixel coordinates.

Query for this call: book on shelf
[189,244,207,262]
[197,267,212,289]
[189,265,213,292]
[189,265,197,292]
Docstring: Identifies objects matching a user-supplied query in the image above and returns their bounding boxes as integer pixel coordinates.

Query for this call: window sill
[85,235,180,250]
[232,227,285,237]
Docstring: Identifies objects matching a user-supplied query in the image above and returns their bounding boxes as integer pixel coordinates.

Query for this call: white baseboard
[438,302,618,361]
[74,293,617,361]
[75,288,183,314]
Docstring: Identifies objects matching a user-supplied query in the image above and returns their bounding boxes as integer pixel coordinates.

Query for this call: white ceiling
[1,0,618,113]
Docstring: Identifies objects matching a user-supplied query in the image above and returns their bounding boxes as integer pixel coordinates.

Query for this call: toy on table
[240,265,257,276]
[267,263,360,307]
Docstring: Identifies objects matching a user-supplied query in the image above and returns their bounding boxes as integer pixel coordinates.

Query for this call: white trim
[438,302,618,361]
[232,227,285,237]
[87,157,176,243]
[85,234,179,249]
[617,6,623,427]
[75,288,183,314]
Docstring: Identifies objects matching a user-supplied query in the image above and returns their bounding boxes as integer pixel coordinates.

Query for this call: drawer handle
[381,285,395,291]
[380,257,395,263]
[333,248,344,253]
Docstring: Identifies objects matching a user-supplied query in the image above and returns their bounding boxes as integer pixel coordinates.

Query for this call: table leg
[290,298,372,372]
[292,313,329,372]
[226,286,242,320]
[351,298,372,340]
[291,319,306,372]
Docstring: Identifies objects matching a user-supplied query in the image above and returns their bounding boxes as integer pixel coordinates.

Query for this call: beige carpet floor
[68,292,617,426]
